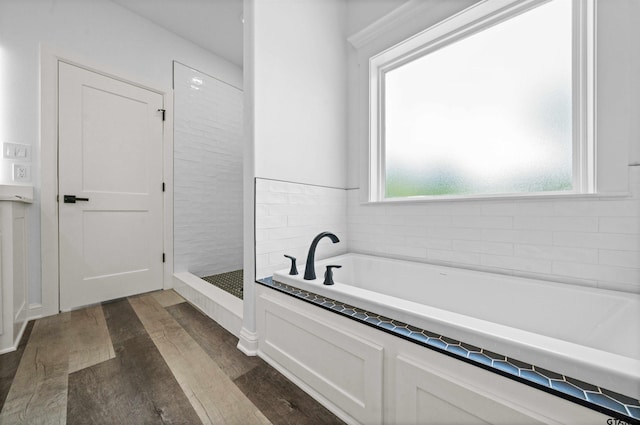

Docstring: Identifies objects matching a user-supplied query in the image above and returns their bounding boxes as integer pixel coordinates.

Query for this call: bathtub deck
[0,290,345,425]
[260,276,640,424]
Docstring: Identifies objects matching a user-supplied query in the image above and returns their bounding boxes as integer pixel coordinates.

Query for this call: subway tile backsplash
[255,166,639,293]
[255,179,347,279]
[347,165,640,293]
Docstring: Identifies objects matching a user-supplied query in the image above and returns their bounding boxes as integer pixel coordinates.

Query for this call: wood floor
[0,290,345,424]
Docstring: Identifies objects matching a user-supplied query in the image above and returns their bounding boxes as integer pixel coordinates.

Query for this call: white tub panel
[396,355,545,425]
[257,292,383,425]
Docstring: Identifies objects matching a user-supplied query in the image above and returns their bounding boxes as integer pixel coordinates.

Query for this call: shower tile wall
[174,63,243,277]
[255,179,348,279]
[348,166,640,293]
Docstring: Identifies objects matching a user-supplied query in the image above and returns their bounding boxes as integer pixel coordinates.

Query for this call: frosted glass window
[383,0,573,198]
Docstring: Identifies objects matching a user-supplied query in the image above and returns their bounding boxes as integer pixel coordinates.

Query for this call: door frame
[40,45,174,315]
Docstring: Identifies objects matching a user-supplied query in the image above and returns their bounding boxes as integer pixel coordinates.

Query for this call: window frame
[368,0,595,202]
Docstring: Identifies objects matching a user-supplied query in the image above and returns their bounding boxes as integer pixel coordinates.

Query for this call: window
[369,0,594,201]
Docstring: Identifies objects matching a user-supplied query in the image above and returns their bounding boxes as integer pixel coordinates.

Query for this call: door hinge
[157,109,166,121]
[162,182,165,192]
[162,253,166,263]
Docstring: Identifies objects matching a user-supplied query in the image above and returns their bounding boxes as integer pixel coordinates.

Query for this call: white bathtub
[273,253,640,400]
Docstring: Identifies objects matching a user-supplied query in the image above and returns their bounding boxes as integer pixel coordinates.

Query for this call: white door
[58,62,164,311]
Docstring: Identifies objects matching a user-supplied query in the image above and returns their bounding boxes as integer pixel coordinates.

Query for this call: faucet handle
[323,265,342,286]
[284,255,298,275]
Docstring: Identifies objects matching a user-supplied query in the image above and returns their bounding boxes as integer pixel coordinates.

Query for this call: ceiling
[110,0,244,67]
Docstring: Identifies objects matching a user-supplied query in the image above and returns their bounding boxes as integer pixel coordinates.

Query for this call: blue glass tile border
[256,277,640,424]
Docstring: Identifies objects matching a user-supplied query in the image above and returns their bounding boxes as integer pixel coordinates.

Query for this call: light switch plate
[3,143,31,160]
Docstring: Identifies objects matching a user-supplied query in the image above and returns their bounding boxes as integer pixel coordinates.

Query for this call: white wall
[174,63,244,277]
[252,0,348,189]
[0,0,241,306]
[346,0,640,293]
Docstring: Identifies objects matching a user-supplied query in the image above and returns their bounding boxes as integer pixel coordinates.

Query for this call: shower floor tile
[202,269,244,299]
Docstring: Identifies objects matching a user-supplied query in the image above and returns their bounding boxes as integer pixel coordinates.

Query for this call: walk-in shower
[172,61,244,335]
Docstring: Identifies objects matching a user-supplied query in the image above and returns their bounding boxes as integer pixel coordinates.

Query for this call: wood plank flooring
[0,291,345,425]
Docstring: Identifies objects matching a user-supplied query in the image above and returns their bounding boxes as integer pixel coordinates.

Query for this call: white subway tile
[427,249,481,265]
[481,254,552,274]
[268,180,302,193]
[554,199,640,217]
[174,69,243,276]
[513,216,599,232]
[255,229,269,242]
[448,203,484,216]
[388,204,445,216]
[388,244,428,259]
[348,231,377,243]
[482,229,553,245]
[255,178,270,191]
[514,244,598,263]
[288,214,344,227]
[451,215,513,229]
[268,251,291,268]
[315,243,347,260]
[265,204,303,216]
[553,232,639,251]
[349,222,385,235]
[255,215,287,230]
[361,205,387,215]
[256,267,274,280]
[267,225,314,240]
[348,240,383,254]
[415,237,453,250]
[428,227,484,241]
[453,240,514,256]
[513,201,556,216]
[481,201,516,216]
[599,216,640,234]
[386,214,450,227]
[255,253,269,268]
[598,249,640,268]
[259,191,290,205]
[255,204,269,217]
[383,224,428,237]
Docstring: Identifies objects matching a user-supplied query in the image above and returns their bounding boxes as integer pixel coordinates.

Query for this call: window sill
[362,191,631,206]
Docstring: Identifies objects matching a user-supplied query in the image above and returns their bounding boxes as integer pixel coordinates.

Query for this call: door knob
[63,195,90,203]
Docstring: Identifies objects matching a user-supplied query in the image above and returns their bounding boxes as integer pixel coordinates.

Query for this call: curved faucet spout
[303,232,340,280]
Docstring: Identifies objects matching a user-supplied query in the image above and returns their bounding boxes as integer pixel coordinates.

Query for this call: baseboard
[0,318,29,355]
[27,303,44,320]
[236,327,259,356]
